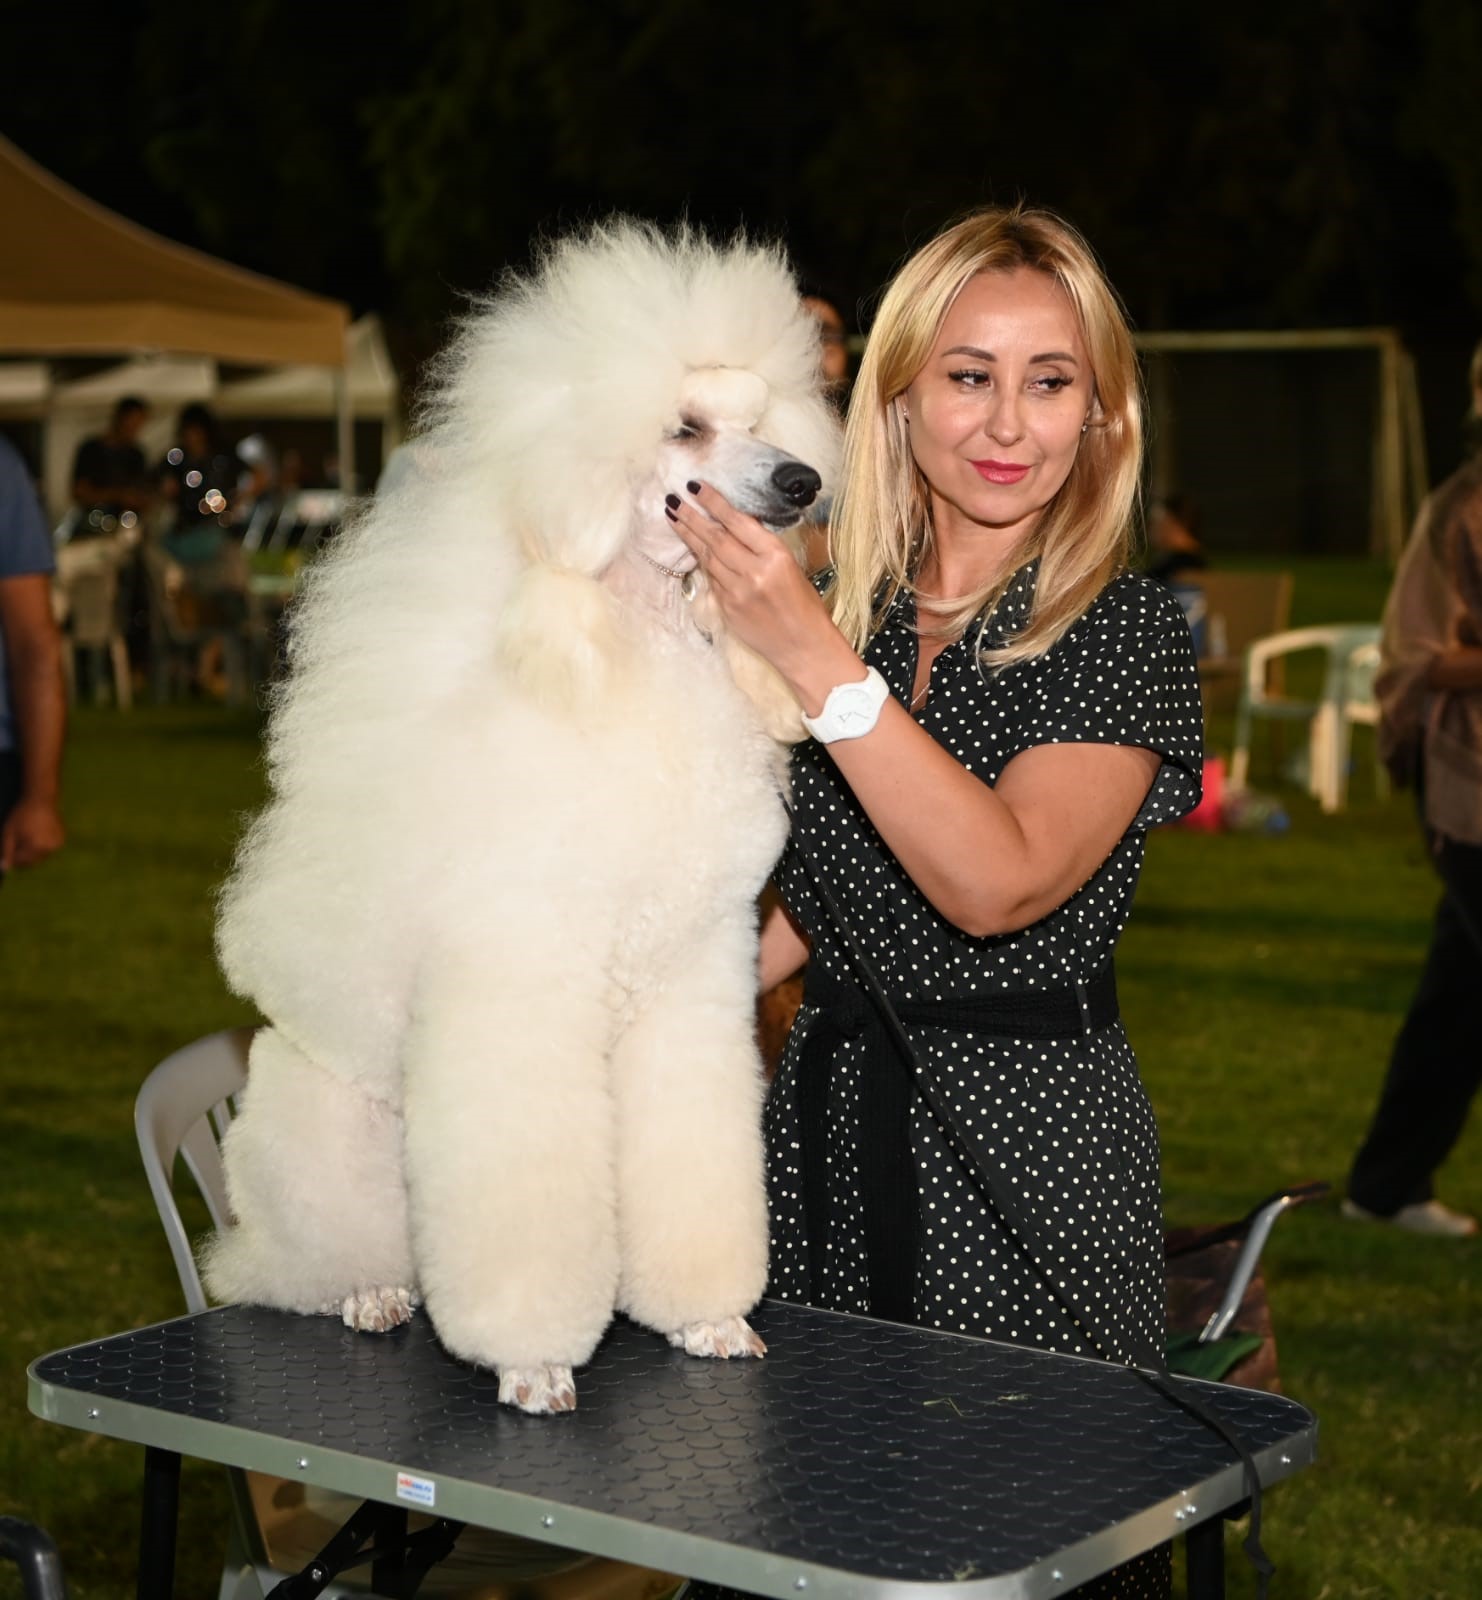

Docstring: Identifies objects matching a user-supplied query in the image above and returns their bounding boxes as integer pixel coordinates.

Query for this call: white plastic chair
[136,1030,277,1600]
[140,545,253,707]
[134,1032,675,1600]
[1229,624,1382,813]
[54,542,132,710]
[1331,637,1386,812]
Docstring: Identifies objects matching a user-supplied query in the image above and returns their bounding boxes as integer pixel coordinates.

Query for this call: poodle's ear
[689,529,810,745]
[495,565,625,713]
[721,634,809,744]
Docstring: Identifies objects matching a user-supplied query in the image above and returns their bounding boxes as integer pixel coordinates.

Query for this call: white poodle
[202,222,842,1414]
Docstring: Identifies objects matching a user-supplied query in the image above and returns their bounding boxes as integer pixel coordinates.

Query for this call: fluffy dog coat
[203,222,842,1408]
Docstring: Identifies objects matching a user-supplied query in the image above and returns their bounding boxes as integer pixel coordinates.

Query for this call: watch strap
[801,665,891,743]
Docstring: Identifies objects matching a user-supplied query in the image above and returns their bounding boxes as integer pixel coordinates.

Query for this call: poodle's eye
[669,418,706,442]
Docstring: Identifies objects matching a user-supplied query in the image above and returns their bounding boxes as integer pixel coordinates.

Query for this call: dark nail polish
[686,480,701,494]
[664,493,681,509]
[664,507,677,521]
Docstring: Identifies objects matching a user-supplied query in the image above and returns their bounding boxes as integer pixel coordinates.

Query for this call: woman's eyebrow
[940,345,1080,364]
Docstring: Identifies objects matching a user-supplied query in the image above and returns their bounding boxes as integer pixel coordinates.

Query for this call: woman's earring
[1080,420,1089,434]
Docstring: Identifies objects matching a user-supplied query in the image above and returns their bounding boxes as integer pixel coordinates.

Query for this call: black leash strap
[785,836,1274,1598]
[797,959,1119,1322]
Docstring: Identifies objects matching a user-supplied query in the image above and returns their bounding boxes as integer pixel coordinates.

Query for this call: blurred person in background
[158,402,245,561]
[1145,494,1210,656]
[799,295,851,570]
[69,394,153,539]
[1344,337,1482,1238]
[802,294,851,398]
[1144,493,1207,586]
[155,403,250,698]
[67,395,156,686]
[0,434,65,877]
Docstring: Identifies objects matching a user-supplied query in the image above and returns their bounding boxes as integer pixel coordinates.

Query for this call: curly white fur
[201,221,841,1411]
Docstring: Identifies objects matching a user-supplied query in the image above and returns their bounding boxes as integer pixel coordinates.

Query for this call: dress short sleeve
[1012,572,1204,830]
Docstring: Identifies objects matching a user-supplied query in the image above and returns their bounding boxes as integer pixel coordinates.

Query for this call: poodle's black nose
[772,460,822,507]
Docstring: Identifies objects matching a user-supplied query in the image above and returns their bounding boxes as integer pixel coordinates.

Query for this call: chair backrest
[134,1029,255,1314]
[1200,570,1295,660]
[1242,622,1382,702]
[139,544,196,645]
[61,566,119,647]
[266,490,343,558]
[1345,636,1382,700]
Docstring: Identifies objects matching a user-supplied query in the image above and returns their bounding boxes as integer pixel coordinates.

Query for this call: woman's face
[902,266,1091,550]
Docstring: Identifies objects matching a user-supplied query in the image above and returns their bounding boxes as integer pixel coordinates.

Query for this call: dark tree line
[4,0,1481,376]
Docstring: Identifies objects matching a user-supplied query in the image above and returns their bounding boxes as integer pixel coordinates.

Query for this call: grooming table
[28,1299,1315,1599]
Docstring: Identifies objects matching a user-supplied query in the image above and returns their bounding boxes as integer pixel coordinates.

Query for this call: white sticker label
[395,1471,436,1508]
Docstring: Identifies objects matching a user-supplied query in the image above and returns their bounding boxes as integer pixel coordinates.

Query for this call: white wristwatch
[801,665,892,743]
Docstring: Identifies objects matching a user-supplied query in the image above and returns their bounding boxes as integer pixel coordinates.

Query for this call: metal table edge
[26,1347,1320,1600]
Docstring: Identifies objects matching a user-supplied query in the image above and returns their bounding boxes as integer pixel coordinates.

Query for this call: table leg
[138,1446,180,1600]
[372,1505,407,1591]
[1185,1516,1225,1600]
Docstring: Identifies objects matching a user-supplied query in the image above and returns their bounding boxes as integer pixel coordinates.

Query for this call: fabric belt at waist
[794,961,1120,1322]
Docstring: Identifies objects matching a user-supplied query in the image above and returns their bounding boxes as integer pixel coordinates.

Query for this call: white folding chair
[134,1032,675,1600]
[1229,624,1381,813]
[1331,637,1386,812]
[55,542,132,710]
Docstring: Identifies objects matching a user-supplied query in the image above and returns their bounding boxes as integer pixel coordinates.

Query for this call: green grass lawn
[2,564,1478,1597]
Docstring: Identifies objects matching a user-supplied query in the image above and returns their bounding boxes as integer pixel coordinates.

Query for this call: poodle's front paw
[666,1315,767,1359]
[338,1286,419,1333]
[498,1364,577,1415]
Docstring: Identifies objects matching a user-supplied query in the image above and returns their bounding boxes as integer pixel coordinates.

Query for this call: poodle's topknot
[257,219,837,787]
[419,219,833,575]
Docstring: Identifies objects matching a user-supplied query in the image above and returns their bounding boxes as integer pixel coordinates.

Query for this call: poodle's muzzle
[709,440,823,532]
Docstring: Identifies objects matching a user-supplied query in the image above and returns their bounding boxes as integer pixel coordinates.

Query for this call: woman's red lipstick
[970,460,1031,484]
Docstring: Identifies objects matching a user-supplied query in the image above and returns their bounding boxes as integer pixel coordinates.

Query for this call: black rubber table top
[29,1300,1315,1598]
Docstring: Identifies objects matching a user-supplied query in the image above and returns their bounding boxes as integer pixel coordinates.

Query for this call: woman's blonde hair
[827,204,1143,666]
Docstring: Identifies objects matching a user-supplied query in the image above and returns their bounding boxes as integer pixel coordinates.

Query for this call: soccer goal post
[1136,328,1427,562]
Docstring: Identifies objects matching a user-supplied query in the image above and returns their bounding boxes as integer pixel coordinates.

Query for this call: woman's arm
[0,573,66,872]
[670,486,1160,937]
[1426,644,1482,691]
[759,888,811,991]
[823,713,1159,935]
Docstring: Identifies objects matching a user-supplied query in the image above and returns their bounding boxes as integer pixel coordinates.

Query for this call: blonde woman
[668,207,1202,1598]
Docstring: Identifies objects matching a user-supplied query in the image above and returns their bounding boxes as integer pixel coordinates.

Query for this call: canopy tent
[214,315,398,420]
[20,319,400,517]
[215,313,403,467]
[0,133,359,497]
[0,361,51,417]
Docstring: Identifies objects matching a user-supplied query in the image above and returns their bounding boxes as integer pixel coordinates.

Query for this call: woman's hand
[665,481,861,711]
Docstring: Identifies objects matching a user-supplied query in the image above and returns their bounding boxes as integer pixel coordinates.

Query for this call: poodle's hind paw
[337,1286,420,1333]
[666,1314,767,1359]
[498,1364,577,1415]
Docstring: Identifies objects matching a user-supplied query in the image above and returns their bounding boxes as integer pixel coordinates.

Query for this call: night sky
[5,1,1481,483]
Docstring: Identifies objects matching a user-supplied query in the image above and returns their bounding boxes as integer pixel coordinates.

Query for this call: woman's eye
[669,419,703,441]
[947,369,990,388]
[1033,375,1073,393]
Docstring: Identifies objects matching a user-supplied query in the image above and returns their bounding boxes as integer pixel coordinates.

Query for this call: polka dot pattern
[763,563,1202,1598]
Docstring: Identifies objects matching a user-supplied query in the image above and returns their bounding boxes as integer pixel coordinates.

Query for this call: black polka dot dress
[763,561,1204,1600]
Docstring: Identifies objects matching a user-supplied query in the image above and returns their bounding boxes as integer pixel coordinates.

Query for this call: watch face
[832,687,875,730]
